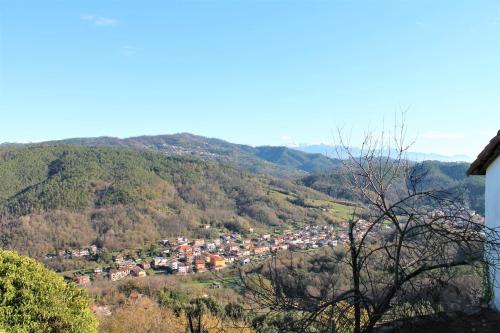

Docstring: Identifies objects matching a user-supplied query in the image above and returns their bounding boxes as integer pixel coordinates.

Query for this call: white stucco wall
[486,157,500,310]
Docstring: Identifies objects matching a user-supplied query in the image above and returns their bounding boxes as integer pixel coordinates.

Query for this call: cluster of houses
[159,143,218,158]
[47,245,99,260]
[70,223,355,286]
[69,211,488,287]
[73,256,149,286]
[65,212,484,287]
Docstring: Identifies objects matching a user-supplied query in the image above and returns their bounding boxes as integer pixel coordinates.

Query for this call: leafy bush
[0,250,97,333]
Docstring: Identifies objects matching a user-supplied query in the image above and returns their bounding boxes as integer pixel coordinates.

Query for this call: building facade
[468,130,500,310]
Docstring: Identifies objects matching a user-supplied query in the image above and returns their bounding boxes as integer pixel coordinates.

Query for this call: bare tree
[241,122,500,333]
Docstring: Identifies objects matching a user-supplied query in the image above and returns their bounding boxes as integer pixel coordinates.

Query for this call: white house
[468,129,500,310]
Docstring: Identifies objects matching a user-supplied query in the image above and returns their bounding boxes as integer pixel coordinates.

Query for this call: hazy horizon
[0,131,475,162]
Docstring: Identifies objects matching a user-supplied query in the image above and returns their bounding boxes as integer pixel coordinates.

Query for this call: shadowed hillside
[301,160,485,214]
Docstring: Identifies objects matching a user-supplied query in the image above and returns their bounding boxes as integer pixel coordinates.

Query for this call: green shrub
[0,250,97,333]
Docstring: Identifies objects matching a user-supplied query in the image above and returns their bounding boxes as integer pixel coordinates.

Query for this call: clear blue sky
[0,0,499,157]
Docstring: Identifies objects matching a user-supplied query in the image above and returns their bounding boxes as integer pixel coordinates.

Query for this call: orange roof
[203,252,224,260]
[175,245,193,251]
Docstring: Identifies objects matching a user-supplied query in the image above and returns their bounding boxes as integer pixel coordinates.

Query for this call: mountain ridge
[1,133,342,177]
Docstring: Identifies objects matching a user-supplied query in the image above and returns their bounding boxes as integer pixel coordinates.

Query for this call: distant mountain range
[292,144,472,162]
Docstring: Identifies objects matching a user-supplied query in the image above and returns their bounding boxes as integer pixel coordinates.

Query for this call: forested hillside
[0,146,334,258]
[301,160,485,213]
[0,136,485,259]
[31,133,341,176]
[254,146,342,173]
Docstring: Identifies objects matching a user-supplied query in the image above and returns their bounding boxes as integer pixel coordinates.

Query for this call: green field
[268,189,358,223]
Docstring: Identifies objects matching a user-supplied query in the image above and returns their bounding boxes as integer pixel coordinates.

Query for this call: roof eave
[467,130,500,176]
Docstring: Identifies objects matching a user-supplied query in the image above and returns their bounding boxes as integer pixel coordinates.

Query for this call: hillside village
[57,208,484,287]
[63,222,348,286]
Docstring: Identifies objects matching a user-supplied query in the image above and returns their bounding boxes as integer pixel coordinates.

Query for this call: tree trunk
[349,220,361,333]
[187,313,195,333]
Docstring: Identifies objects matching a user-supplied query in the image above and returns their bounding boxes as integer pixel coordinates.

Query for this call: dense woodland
[0,139,485,260]
[302,160,485,214]
[28,133,342,176]
[37,133,483,212]
[0,145,333,258]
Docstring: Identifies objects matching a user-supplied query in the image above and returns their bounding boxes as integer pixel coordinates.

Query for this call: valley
[0,135,488,332]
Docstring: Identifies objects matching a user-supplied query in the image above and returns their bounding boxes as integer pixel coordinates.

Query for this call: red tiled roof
[203,252,224,260]
[175,245,193,251]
